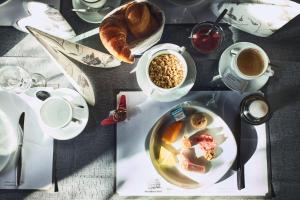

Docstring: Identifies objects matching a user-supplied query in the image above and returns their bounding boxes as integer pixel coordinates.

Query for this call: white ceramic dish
[136,43,196,102]
[102,0,165,55]
[219,42,270,92]
[146,48,188,92]
[149,101,237,188]
[72,0,121,23]
[81,0,107,8]
[38,88,89,140]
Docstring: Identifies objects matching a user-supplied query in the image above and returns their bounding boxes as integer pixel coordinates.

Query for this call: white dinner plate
[39,88,89,140]
[218,42,270,92]
[149,101,237,188]
[136,43,197,102]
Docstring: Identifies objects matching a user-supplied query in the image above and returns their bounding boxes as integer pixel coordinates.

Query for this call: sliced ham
[177,149,206,173]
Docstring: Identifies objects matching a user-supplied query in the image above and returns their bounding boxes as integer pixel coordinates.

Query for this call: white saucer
[136,43,197,102]
[219,42,270,92]
[39,88,89,140]
[72,0,121,24]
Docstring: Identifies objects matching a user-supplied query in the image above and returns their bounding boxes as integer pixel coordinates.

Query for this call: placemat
[116,91,270,197]
[0,90,54,190]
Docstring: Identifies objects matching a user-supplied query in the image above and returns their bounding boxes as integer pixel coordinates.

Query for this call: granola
[148,54,184,89]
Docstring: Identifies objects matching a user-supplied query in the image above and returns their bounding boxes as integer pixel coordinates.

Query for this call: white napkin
[16,1,76,39]
[0,91,54,190]
[116,91,269,196]
[212,0,300,37]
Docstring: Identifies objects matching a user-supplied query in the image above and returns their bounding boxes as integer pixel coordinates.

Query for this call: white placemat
[116,91,269,196]
[0,90,53,190]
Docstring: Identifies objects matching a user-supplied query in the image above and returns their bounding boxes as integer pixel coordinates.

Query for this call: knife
[237,116,245,190]
[16,112,25,187]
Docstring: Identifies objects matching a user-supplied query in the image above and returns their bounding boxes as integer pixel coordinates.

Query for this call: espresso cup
[146,47,188,93]
[40,97,81,129]
[230,45,274,80]
[81,0,107,8]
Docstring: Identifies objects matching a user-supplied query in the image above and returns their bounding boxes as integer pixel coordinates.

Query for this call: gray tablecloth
[1,0,300,200]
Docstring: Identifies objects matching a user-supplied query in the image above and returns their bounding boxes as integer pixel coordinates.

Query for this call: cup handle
[211,74,222,82]
[230,48,240,56]
[178,46,186,54]
[265,66,274,77]
[71,106,84,124]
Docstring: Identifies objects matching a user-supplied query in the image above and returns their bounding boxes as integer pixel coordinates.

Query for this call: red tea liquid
[192,26,222,54]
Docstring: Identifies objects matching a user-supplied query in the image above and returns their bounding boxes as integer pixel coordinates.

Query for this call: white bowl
[146,47,188,92]
[102,0,165,55]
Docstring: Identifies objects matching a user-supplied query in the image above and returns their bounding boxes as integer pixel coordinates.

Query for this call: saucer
[219,42,270,92]
[136,43,197,102]
[39,88,89,140]
[72,0,121,24]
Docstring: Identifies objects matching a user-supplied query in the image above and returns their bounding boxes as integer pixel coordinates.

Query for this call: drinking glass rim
[190,21,225,54]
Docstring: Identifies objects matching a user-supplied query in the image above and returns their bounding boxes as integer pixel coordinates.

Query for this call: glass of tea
[190,22,224,54]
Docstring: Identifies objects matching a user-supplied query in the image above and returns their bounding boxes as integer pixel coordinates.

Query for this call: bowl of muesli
[146,47,188,92]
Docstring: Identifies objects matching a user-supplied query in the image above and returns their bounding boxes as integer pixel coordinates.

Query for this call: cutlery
[204,9,228,36]
[71,6,112,13]
[16,112,25,187]
[237,115,245,190]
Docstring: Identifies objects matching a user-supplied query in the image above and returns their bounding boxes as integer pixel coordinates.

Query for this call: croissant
[99,2,159,64]
[99,11,135,64]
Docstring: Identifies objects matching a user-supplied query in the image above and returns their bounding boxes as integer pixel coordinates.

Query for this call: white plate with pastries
[148,101,237,189]
[99,0,165,64]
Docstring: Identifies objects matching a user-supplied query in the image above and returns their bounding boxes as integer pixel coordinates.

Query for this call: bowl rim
[145,49,188,92]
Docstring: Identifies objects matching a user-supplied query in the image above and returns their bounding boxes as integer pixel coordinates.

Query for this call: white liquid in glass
[249,100,269,118]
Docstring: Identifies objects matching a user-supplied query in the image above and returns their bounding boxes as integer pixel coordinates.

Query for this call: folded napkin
[212,0,300,37]
[116,91,269,196]
[0,92,53,190]
[16,1,76,39]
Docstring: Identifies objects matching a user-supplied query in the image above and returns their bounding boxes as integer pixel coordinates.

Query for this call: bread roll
[125,2,158,39]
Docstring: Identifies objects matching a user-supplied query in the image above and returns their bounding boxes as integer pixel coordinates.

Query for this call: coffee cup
[146,47,188,93]
[80,0,107,8]
[40,97,82,129]
[230,45,274,80]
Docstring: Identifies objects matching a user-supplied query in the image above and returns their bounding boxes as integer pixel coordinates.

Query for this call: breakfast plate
[37,88,89,140]
[218,42,270,92]
[136,43,197,102]
[148,101,237,188]
[72,0,121,23]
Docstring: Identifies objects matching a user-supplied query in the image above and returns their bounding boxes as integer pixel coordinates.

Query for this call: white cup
[40,97,81,129]
[230,45,274,80]
[81,0,107,8]
[146,47,188,93]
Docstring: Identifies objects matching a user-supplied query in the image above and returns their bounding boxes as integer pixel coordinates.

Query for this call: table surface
[1,0,300,200]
